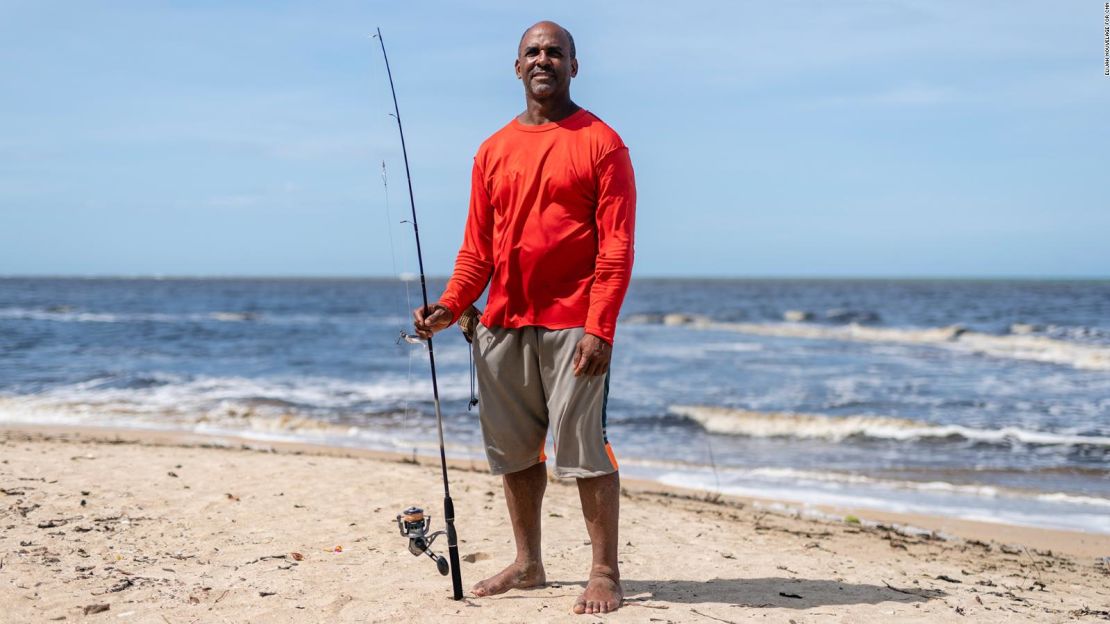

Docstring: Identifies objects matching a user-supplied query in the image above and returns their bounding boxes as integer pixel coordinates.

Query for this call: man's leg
[535,327,623,614]
[573,470,622,614]
[472,461,548,596]
[470,325,549,597]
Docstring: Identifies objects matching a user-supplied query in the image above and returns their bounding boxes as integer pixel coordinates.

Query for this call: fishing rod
[373,27,464,601]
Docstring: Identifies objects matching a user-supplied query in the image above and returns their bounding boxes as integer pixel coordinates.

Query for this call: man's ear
[514,58,522,79]
[570,58,578,78]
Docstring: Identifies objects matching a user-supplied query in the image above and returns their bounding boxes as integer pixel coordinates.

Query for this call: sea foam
[628,315,1110,370]
[669,405,1110,447]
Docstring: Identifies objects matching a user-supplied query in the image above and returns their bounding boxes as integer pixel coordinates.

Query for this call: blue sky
[1,1,1107,278]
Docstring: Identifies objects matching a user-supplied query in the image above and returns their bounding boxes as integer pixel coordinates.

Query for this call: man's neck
[518,98,581,126]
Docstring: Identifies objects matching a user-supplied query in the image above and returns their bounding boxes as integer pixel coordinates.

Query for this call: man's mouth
[532,71,554,80]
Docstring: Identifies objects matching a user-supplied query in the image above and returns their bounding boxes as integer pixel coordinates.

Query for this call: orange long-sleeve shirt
[438,109,636,344]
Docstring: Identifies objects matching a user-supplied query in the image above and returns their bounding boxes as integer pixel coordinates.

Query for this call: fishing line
[704,429,722,495]
[373,27,465,601]
[380,162,400,298]
[380,161,418,432]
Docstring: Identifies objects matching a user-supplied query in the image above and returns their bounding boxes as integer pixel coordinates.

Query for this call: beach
[4,2,1108,621]
[3,425,1108,623]
[5,278,1110,538]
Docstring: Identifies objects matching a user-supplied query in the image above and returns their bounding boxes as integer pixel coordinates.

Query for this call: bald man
[414,21,635,615]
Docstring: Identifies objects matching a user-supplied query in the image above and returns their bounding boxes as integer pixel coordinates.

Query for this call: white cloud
[204,194,263,209]
[811,83,958,108]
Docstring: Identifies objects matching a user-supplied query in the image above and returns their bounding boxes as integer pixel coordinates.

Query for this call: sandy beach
[2,425,1109,623]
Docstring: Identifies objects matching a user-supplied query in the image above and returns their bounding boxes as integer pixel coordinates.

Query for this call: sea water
[1,277,1107,533]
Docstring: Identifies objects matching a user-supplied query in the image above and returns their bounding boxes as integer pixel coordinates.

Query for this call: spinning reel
[396,506,450,576]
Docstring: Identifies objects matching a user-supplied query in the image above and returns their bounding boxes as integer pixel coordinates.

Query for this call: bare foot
[572,575,623,614]
[471,560,546,597]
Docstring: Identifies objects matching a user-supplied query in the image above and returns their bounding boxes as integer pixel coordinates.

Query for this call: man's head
[515,21,577,102]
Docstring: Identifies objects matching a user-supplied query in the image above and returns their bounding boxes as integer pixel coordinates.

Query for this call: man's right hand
[413,303,452,339]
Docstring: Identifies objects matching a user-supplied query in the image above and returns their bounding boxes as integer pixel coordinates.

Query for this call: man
[413,20,635,615]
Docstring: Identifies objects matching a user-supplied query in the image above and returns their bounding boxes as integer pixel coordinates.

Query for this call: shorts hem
[551,465,618,480]
[488,457,547,477]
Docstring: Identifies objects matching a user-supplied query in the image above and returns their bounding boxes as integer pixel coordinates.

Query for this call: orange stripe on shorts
[604,442,619,471]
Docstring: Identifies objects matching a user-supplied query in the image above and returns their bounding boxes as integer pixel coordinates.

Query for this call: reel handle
[431,551,449,576]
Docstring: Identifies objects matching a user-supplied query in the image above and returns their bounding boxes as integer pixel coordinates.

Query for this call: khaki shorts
[471,323,618,478]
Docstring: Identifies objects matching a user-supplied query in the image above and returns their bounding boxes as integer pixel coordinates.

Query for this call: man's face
[515,24,577,101]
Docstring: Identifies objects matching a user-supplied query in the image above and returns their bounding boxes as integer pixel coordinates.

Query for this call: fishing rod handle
[444,494,464,600]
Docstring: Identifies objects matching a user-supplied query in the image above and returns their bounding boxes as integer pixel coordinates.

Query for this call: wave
[652,469,1110,534]
[0,306,399,326]
[0,372,475,431]
[647,464,1110,509]
[626,315,1110,370]
[0,307,135,323]
[0,399,484,462]
[669,405,1110,448]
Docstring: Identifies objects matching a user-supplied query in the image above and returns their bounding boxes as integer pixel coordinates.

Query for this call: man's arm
[585,146,636,344]
[413,160,494,338]
[575,146,636,375]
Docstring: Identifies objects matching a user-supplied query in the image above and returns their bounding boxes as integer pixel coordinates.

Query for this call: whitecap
[647,317,1110,371]
[669,405,1110,448]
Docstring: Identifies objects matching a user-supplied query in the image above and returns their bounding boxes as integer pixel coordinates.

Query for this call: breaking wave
[648,464,1110,509]
[652,467,1110,533]
[669,405,1110,448]
[626,315,1110,370]
[0,306,402,326]
[0,372,474,433]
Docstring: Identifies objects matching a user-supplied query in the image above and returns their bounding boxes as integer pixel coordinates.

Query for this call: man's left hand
[572,333,612,377]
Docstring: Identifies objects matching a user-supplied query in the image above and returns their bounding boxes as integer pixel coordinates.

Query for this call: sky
[0,1,1107,278]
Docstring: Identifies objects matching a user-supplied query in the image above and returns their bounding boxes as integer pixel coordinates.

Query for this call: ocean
[1,277,1108,533]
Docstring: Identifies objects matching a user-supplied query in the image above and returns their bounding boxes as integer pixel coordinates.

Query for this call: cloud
[811,83,958,108]
[265,137,377,161]
[205,194,262,208]
[204,178,312,208]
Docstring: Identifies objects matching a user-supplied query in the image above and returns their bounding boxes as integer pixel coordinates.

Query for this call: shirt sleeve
[585,146,636,343]
[438,159,494,324]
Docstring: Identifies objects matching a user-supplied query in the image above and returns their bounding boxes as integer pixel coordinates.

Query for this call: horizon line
[2,273,1109,282]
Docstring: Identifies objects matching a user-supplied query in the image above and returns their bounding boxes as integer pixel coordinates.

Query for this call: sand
[2,425,1109,623]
